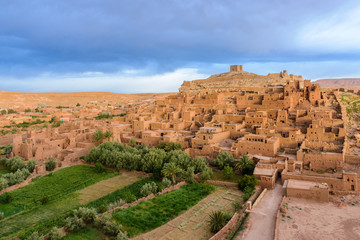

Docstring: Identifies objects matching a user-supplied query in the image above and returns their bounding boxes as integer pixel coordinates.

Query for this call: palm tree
[104,130,113,141]
[161,162,182,184]
[235,154,254,175]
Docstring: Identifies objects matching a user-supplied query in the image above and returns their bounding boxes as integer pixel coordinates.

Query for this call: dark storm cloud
[0,0,359,92]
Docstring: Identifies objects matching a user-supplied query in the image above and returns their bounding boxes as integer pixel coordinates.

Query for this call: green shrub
[123,191,136,203]
[116,231,129,240]
[46,227,62,240]
[191,156,207,173]
[73,207,97,223]
[2,168,31,185]
[161,177,172,188]
[232,201,243,212]
[215,152,234,169]
[0,211,4,220]
[0,177,9,191]
[242,186,255,201]
[64,216,85,232]
[199,167,213,180]
[140,182,158,197]
[183,166,195,183]
[208,210,232,233]
[26,160,37,173]
[103,220,121,236]
[6,156,25,172]
[40,195,49,205]
[45,158,56,171]
[152,165,163,180]
[222,165,234,179]
[238,175,258,191]
[0,192,13,204]
[95,162,105,173]
[27,232,44,240]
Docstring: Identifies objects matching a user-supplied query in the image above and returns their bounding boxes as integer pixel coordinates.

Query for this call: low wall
[345,154,360,164]
[274,196,286,240]
[252,188,267,209]
[209,186,262,240]
[200,179,238,188]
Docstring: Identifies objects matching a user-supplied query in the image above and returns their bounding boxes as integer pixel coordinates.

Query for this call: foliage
[152,165,163,180]
[234,154,255,175]
[45,158,57,171]
[207,210,232,233]
[183,166,195,183]
[0,178,8,191]
[215,152,234,169]
[222,165,234,179]
[113,183,216,237]
[27,232,44,240]
[140,182,158,197]
[7,109,17,114]
[116,231,129,240]
[6,156,25,172]
[46,227,62,240]
[232,201,243,212]
[0,144,12,155]
[237,175,258,191]
[94,162,106,173]
[64,216,85,232]
[161,177,172,188]
[76,103,81,107]
[242,186,255,201]
[199,167,213,180]
[161,162,182,184]
[40,195,49,205]
[0,192,13,204]
[73,207,98,223]
[94,213,121,236]
[191,156,207,173]
[1,168,31,186]
[26,160,37,173]
[0,212,4,220]
[156,142,182,152]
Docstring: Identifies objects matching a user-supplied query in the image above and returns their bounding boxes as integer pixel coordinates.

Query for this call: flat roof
[254,167,276,176]
[287,179,328,190]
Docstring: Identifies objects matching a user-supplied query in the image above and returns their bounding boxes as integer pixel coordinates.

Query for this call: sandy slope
[315,78,360,91]
[0,91,176,107]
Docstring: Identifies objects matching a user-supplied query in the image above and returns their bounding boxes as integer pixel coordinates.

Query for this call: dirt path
[239,182,283,240]
[132,186,243,240]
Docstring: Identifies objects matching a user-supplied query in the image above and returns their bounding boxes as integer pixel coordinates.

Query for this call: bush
[6,156,25,172]
[183,166,195,183]
[0,177,9,191]
[40,195,49,205]
[26,159,37,173]
[191,156,207,173]
[123,191,136,203]
[232,201,243,212]
[73,207,97,223]
[208,210,232,233]
[45,158,57,171]
[199,167,213,180]
[161,177,172,188]
[27,232,44,240]
[95,162,106,173]
[140,182,158,197]
[116,231,129,240]
[2,168,31,185]
[0,211,4,220]
[238,175,258,191]
[0,192,13,204]
[215,152,234,169]
[242,186,255,201]
[103,220,121,236]
[46,227,62,240]
[152,165,163,180]
[64,216,86,232]
[222,165,234,179]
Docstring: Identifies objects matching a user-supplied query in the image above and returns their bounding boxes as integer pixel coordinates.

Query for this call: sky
[1,0,360,93]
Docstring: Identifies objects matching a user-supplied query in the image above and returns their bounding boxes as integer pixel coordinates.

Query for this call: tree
[76,103,81,107]
[215,152,234,169]
[26,159,37,173]
[92,130,105,143]
[1,110,6,115]
[191,156,207,173]
[208,210,231,233]
[222,165,234,179]
[161,162,182,184]
[104,131,113,141]
[46,227,62,240]
[45,158,56,171]
[199,167,213,180]
[235,154,255,175]
[6,156,25,172]
[129,139,136,146]
[238,175,258,191]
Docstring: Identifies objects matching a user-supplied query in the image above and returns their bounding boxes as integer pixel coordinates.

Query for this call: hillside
[315,78,360,91]
[0,91,176,108]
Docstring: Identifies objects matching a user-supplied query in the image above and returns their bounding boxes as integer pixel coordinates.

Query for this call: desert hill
[0,91,176,108]
[314,78,360,91]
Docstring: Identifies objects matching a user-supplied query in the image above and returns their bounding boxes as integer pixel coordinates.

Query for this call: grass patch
[63,227,106,240]
[211,168,242,183]
[0,165,118,218]
[113,183,216,237]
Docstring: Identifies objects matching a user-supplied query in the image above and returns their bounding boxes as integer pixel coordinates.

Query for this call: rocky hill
[314,78,360,91]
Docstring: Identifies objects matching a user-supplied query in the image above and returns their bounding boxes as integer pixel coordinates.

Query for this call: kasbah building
[5,65,360,202]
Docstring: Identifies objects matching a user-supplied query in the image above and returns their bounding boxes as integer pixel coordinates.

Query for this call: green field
[211,168,242,183]
[0,165,119,239]
[63,227,106,240]
[113,183,216,237]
